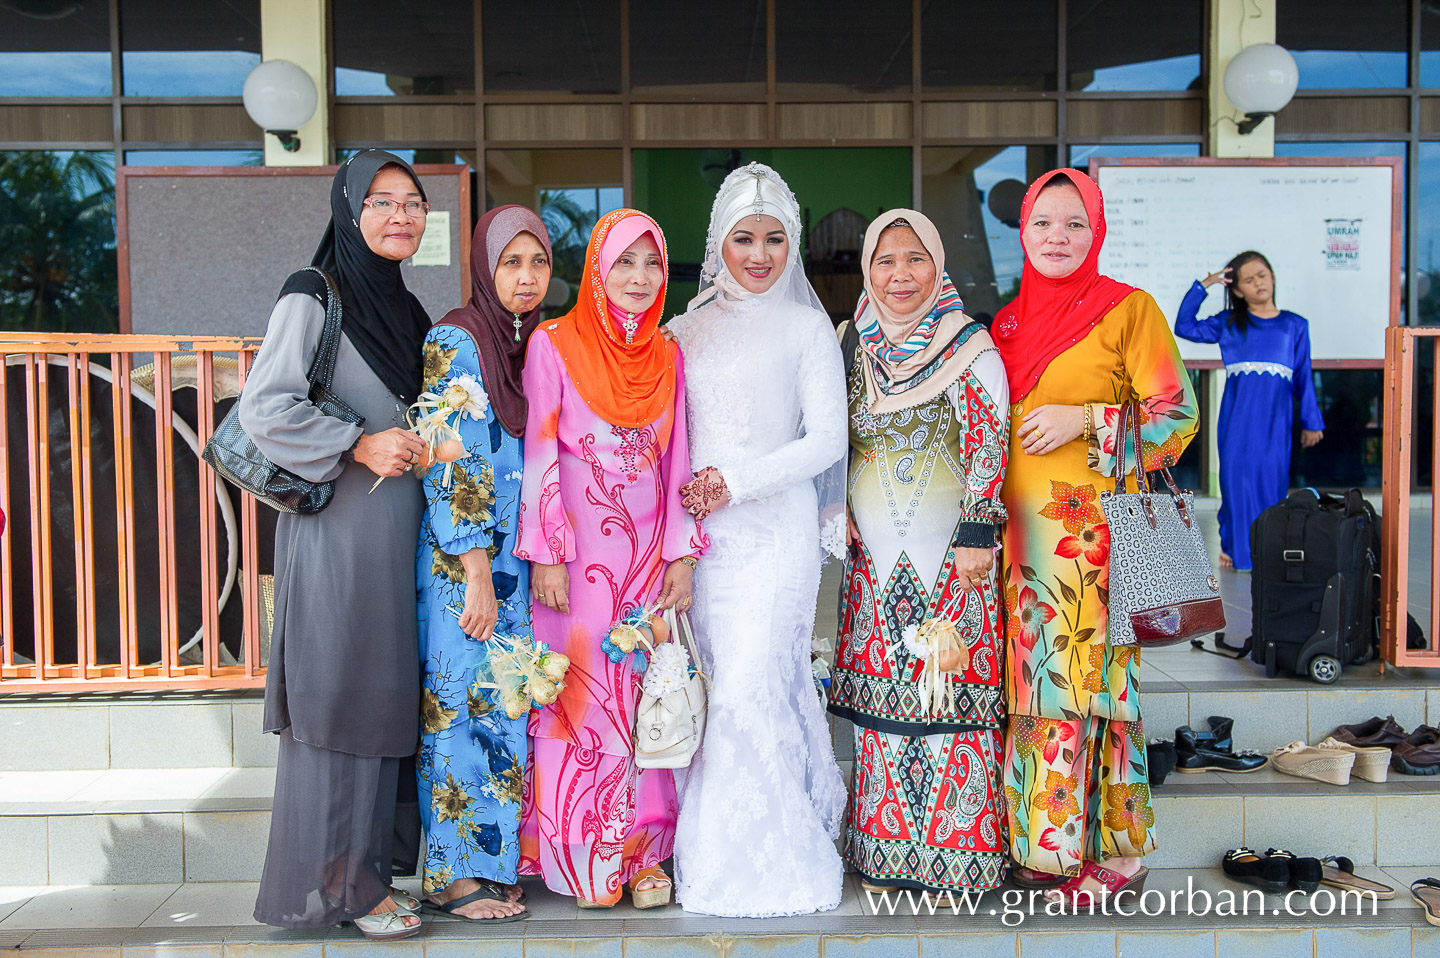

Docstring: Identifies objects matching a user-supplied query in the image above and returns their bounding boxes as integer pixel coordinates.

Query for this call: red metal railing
[1381,327,1440,669]
[0,334,268,692]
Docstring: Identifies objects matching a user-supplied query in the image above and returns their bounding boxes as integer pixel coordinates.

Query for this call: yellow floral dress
[999,291,1197,876]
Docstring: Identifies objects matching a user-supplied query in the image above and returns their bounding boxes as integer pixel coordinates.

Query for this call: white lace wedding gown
[669,293,849,918]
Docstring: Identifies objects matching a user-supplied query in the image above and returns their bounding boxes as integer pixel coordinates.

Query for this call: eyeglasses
[363,197,430,217]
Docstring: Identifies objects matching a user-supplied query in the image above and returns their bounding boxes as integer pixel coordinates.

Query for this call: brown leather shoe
[1391,726,1440,776]
[1331,716,1408,749]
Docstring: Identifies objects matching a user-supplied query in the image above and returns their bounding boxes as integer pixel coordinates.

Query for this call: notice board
[1089,158,1401,363]
[117,165,471,337]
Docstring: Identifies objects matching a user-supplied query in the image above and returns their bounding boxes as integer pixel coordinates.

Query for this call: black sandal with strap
[421,880,529,923]
[1319,856,1395,899]
[1412,877,1440,925]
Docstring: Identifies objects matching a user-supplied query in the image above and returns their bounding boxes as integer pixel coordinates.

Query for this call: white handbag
[633,607,708,769]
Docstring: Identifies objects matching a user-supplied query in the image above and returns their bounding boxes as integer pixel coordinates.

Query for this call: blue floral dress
[415,323,531,895]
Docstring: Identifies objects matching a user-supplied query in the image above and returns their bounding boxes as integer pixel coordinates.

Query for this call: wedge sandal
[1412,878,1440,926]
[629,866,673,909]
[1319,856,1395,899]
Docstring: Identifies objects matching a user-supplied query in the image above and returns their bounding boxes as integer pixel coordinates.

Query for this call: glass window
[1277,0,1407,89]
[334,0,473,95]
[0,4,111,96]
[1068,0,1201,92]
[776,0,910,95]
[1423,1,1440,87]
[124,150,260,166]
[922,0,1056,92]
[1417,142,1440,325]
[0,151,117,333]
[486,150,623,315]
[921,146,1057,321]
[483,1,619,93]
[1069,143,1202,169]
[630,0,765,95]
[120,0,260,96]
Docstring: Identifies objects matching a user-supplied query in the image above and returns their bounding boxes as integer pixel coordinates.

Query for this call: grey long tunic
[239,293,424,759]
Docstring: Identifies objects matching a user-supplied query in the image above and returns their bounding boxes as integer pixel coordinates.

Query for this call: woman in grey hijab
[245,151,432,940]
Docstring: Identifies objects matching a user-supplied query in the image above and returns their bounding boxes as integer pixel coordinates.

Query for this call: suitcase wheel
[1307,654,1342,685]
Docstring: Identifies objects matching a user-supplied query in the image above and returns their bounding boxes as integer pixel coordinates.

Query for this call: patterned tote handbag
[201,267,364,514]
[1100,401,1225,648]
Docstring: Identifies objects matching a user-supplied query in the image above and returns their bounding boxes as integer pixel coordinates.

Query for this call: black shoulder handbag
[202,267,365,514]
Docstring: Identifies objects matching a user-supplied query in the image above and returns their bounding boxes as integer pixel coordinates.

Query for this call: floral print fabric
[415,325,531,894]
[999,291,1197,874]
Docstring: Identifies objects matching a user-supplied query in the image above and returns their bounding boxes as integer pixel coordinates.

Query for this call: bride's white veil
[689,162,847,559]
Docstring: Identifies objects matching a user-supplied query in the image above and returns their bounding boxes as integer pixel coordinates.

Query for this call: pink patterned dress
[513,324,705,904]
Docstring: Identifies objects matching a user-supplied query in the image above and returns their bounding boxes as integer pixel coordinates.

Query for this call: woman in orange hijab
[513,209,705,909]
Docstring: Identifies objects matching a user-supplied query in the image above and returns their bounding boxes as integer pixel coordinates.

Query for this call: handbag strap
[661,606,710,688]
[298,266,345,394]
[1111,401,1152,495]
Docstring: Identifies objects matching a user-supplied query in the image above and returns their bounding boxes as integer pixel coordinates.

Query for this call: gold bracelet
[679,556,698,570]
[1083,404,1093,442]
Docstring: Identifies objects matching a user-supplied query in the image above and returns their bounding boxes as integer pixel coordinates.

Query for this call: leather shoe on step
[1330,716,1408,749]
[1391,726,1440,776]
[1175,725,1268,773]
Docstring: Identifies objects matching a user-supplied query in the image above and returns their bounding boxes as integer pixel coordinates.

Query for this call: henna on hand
[683,466,730,520]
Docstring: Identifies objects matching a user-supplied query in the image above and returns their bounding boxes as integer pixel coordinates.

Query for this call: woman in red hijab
[992,169,1198,906]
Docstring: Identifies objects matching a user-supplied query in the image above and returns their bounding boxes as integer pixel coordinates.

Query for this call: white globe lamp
[1223,43,1299,135]
[243,60,318,152]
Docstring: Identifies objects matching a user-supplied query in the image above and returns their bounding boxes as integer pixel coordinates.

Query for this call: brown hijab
[436,205,553,437]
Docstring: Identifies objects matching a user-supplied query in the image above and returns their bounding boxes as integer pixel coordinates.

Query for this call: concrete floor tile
[182,811,269,882]
[820,935,919,958]
[1017,931,1115,958]
[196,767,275,800]
[48,812,184,884]
[1244,793,1377,864]
[1377,794,1440,866]
[143,882,262,928]
[621,936,725,957]
[0,885,41,923]
[1146,795,1243,869]
[720,936,820,958]
[421,939,524,958]
[0,705,109,771]
[121,946,223,958]
[0,770,104,802]
[918,932,1019,958]
[0,884,176,930]
[0,815,49,884]
[1315,926,1410,958]
[72,769,229,803]
[109,705,232,770]
[230,704,277,769]
[1214,928,1314,958]
[1185,690,1309,752]
[1136,691,1188,742]
[323,938,423,957]
[221,943,322,958]
[1414,927,1440,958]
[1116,929,1213,958]
[1308,689,1428,742]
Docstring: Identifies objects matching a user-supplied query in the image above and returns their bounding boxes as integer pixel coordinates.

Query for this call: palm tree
[0,151,118,333]
[539,189,601,311]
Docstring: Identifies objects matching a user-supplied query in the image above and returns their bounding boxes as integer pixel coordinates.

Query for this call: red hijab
[546,209,678,429]
[992,168,1136,401]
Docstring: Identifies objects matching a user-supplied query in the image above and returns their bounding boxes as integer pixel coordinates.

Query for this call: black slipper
[421,881,529,922]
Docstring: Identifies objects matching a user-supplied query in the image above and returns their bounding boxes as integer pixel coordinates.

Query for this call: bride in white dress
[669,163,849,917]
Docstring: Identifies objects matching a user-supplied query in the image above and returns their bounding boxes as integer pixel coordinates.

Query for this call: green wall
[632,147,911,319]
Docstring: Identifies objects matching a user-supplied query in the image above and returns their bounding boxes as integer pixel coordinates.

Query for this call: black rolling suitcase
[1248,488,1373,684]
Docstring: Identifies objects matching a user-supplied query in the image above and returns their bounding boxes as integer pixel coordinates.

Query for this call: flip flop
[1318,856,1395,899]
[421,880,529,923]
[1412,877,1440,926]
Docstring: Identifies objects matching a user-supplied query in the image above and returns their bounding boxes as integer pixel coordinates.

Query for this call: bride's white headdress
[688,162,826,314]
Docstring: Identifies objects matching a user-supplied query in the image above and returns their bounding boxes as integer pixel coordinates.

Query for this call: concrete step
[0,866,1437,957]
[0,692,274,772]
[3,764,1438,887]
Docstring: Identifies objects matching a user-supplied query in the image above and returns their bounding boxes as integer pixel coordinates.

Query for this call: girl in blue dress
[1175,250,1324,571]
[415,206,552,922]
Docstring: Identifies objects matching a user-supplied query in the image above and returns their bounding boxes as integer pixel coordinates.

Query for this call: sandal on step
[859,878,901,895]
[629,866,673,909]
[1047,861,1148,913]
[420,880,529,923]
[1319,856,1394,899]
[352,908,422,941]
[1412,878,1440,926]
[1011,865,1068,890]
[577,897,616,909]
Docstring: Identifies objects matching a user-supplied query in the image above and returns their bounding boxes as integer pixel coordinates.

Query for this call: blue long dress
[1175,281,1325,571]
[415,323,531,895]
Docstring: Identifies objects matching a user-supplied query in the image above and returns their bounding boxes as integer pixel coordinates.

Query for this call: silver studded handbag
[1101,402,1225,648]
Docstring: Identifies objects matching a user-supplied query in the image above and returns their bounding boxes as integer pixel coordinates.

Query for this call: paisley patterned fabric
[833,345,1009,892]
[415,325,531,895]
[512,325,705,905]
[999,291,1197,875]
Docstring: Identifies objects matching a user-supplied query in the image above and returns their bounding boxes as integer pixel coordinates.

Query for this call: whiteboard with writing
[1093,162,1398,361]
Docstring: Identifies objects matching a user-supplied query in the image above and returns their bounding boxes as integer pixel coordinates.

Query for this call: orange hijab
[547,208,677,429]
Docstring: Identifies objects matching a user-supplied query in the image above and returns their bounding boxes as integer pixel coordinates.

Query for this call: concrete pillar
[260,0,329,166]
[1208,0,1276,159]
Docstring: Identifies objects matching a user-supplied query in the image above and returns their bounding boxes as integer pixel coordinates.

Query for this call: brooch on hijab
[511,312,523,342]
[623,311,639,345]
[751,174,765,221]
